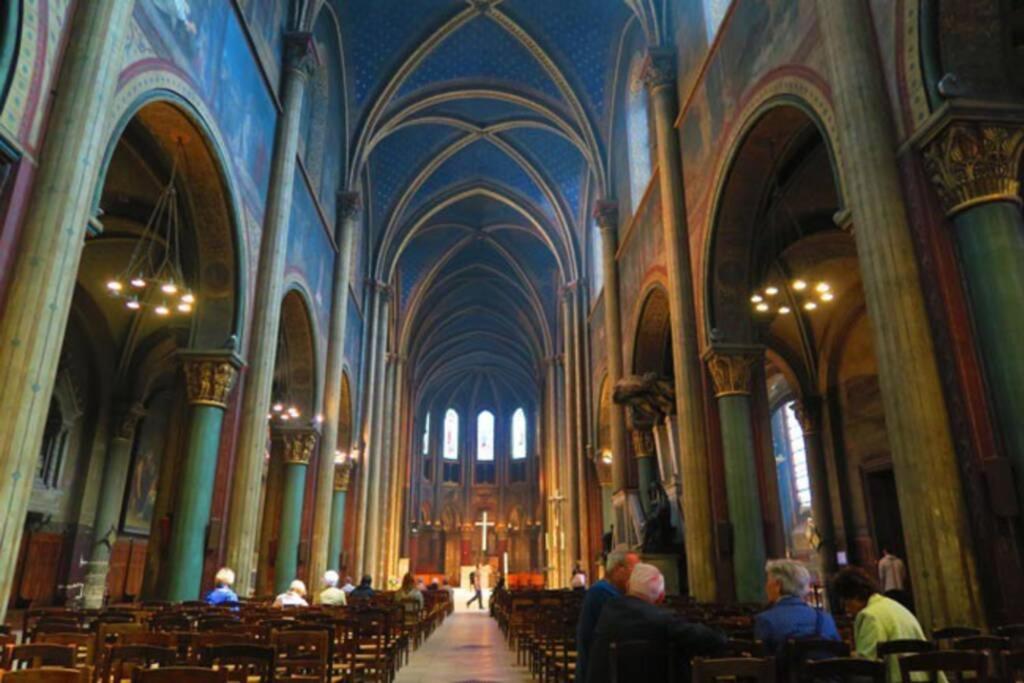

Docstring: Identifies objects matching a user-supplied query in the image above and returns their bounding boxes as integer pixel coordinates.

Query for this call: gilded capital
[181,352,243,408]
[642,48,676,92]
[922,121,1024,216]
[704,347,761,397]
[283,31,320,79]
[281,428,318,466]
[334,459,355,491]
[631,428,656,458]
[593,200,619,230]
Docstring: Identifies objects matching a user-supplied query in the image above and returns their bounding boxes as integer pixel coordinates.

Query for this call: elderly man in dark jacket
[586,563,726,683]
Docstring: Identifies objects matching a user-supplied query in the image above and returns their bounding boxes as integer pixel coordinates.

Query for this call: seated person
[576,550,639,683]
[350,574,375,598]
[587,563,727,683]
[274,579,309,607]
[341,575,356,593]
[205,567,238,606]
[571,573,587,591]
[319,570,347,606]
[832,566,933,683]
[754,558,840,655]
[395,572,425,612]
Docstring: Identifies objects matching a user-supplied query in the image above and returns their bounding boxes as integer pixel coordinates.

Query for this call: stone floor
[395,608,531,683]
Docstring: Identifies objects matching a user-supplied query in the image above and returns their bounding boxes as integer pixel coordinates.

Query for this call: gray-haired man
[574,549,639,683]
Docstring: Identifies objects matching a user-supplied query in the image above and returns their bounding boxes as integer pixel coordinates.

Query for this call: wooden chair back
[899,651,989,682]
[721,639,765,658]
[119,632,178,648]
[1003,650,1024,682]
[99,644,178,683]
[803,658,885,682]
[149,614,191,633]
[693,656,777,682]
[271,629,329,679]
[952,636,1012,652]
[1,667,87,682]
[5,643,77,670]
[131,667,228,683]
[200,643,275,683]
[96,621,145,646]
[608,639,674,683]
[35,632,96,666]
[878,640,936,657]
[933,627,983,648]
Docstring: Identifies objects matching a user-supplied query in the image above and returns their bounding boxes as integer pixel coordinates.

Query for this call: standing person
[586,564,726,683]
[205,567,238,606]
[274,579,309,607]
[319,570,347,606]
[832,566,930,683]
[575,550,640,683]
[466,567,484,610]
[877,549,910,606]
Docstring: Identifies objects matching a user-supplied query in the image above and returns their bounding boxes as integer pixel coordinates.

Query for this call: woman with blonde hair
[205,567,238,606]
[274,579,309,607]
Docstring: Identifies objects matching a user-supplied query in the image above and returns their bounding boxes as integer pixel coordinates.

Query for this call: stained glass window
[477,411,495,461]
[443,409,459,461]
[422,413,430,455]
[512,408,527,460]
[627,55,652,214]
[783,402,812,510]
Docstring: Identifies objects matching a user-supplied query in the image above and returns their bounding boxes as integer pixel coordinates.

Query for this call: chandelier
[105,139,195,317]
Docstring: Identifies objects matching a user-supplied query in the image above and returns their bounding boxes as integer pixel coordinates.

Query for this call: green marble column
[83,404,145,608]
[923,122,1024,510]
[705,348,766,603]
[308,191,360,585]
[274,427,317,594]
[0,0,135,621]
[224,33,318,597]
[328,460,354,571]
[644,49,717,602]
[165,353,242,602]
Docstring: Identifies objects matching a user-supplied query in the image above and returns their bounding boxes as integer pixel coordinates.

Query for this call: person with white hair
[274,579,309,607]
[570,572,587,591]
[586,563,726,683]
[754,559,839,658]
[575,549,640,683]
[319,569,347,606]
[205,567,238,606]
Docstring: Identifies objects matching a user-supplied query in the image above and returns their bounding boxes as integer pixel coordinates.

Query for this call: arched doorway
[10,99,243,608]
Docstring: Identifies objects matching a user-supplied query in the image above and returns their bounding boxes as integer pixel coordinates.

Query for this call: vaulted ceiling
[333,0,639,411]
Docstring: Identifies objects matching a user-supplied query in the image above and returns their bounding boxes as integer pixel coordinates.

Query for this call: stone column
[705,347,766,603]
[328,460,354,571]
[225,32,319,597]
[595,202,630,498]
[375,354,399,582]
[923,121,1024,510]
[83,403,145,608]
[630,426,659,516]
[643,48,717,602]
[363,289,391,584]
[542,357,561,585]
[793,397,837,579]
[383,356,406,580]
[274,427,317,594]
[816,0,983,628]
[568,284,592,572]
[354,286,384,578]
[165,352,242,601]
[0,0,134,620]
[308,192,360,585]
[559,292,581,572]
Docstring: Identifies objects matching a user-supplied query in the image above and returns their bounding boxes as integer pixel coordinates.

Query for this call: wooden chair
[132,667,228,683]
[118,632,178,648]
[1,668,88,682]
[721,639,766,658]
[933,627,983,648]
[803,658,885,682]
[196,616,241,632]
[5,643,77,670]
[148,614,191,633]
[784,638,850,683]
[34,632,96,667]
[271,629,329,680]
[878,640,936,657]
[1003,650,1024,682]
[693,657,777,682]
[608,639,676,683]
[953,637,1012,680]
[97,621,145,646]
[200,643,275,683]
[899,651,989,682]
[98,644,178,683]
[995,625,1024,650]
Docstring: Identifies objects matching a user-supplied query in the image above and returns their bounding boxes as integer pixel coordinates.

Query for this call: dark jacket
[575,579,621,683]
[351,583,375,599]
[586,595,727,683]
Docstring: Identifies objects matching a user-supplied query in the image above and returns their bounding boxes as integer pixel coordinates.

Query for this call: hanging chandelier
[751,278,834,317]
[105,139,195,317]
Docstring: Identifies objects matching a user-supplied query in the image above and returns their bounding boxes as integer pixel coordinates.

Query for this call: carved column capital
[180,351,243,408]
[922,121,1024,216]
[280,427,318,465]
[630,428,656,459]
[594,200,619,230]
[334,459,355,491]
[642,47,677,92]
[283,31,320,79]
[337,191,362,222]
[704,346,762,397]
[792,395,823,434]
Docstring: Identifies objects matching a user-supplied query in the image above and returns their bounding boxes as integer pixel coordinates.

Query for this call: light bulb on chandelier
[750,280,835,318]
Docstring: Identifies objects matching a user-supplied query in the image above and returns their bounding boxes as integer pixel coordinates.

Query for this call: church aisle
[395,610,532,683]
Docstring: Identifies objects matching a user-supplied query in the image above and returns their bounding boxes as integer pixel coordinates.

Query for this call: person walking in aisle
[466,566,484,610]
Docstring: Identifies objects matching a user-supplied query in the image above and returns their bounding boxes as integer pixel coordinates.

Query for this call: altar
[459,563,493,589]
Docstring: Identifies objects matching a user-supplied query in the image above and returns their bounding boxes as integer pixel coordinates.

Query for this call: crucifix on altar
[475,510,496,554]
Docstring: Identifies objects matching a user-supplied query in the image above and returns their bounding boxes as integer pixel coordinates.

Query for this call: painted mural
[135,0,278,214]
[285,169,335,366]
[237,0,289,93]
[123,390,174,535]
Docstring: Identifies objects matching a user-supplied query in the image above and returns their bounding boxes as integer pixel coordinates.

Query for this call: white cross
[475,510,495,553]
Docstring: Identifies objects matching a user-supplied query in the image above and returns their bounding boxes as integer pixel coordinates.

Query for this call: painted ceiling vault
[336,0,636,409]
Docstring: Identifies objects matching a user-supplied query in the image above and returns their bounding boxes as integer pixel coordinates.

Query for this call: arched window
[511,408,527,460]
[477,411,495,461]
[422,412,431,455]
[589,220,604,296]
[443,409,459,461]
[782,402,812,511]
[703,0,732,42]
[626,54,652,214]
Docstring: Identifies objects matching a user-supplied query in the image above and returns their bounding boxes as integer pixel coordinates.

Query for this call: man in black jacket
[586,563,726,683]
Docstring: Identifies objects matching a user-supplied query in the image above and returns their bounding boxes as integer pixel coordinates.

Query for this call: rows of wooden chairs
[1,589,452,682]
